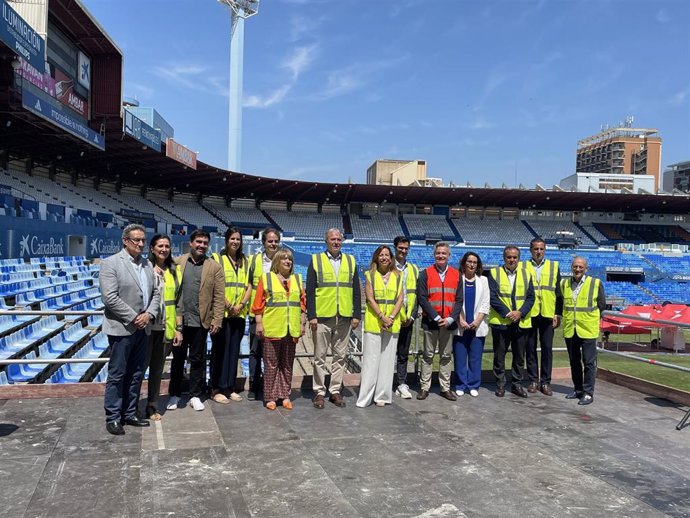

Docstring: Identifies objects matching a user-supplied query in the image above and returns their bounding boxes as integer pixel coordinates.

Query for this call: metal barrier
[601,310,690,430]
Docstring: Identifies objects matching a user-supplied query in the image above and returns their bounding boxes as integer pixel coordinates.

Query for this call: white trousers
[356,331,398,407]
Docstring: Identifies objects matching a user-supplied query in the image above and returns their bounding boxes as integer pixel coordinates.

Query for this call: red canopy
[601,303,690,334]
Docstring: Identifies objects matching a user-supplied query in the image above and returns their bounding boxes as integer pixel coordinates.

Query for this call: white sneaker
[396,384,412,399]
[469,389,479,397]
[166,396,179,410]
[455,390,465,397]
[189,396,205,411]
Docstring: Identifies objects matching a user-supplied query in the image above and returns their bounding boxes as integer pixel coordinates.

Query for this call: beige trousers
[312,316,351,396]
[420,328,454,392]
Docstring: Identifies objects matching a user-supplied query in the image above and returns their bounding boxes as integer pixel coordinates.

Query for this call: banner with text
[22,83,105,150]
[18,58,55,96]
[124,109,161,152]
[166,138,197,170]
[1,0,45,73]
[54,67,89,119]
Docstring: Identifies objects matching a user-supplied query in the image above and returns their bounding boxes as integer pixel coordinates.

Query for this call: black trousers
[395,322,415,386]
[248,317,263,393]
[565,334,597,396]
[210,317,244,391]
[169,325,208,398]
[104,330,148,423]
[526,316,554,385]
[144,329,171,405]
[492,324,526,388]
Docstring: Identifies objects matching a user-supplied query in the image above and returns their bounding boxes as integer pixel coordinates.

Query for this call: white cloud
[473,70,507,112]
[669,88,689,106]
[153,63,227,96]
[656,9,671,23]
[309,54,409,101]
[244,44,318,108]
[282,44,318,80]
[126,81,155,101]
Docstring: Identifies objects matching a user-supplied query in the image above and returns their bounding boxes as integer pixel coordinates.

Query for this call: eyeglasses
[126,237,145,244]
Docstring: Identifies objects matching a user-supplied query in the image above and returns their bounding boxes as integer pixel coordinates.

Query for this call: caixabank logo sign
[90,238,120,256]
[19,234,65,257]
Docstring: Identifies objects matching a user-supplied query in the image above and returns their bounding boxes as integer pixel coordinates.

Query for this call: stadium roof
[4,111,690,215]
[1,0,689,215]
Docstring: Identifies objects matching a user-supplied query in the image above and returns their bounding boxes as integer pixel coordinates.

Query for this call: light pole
[218,0,260,173]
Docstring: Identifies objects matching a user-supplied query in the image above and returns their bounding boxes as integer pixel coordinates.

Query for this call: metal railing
[600,310,690,430]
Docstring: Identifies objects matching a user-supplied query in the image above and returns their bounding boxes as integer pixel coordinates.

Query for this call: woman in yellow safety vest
[356,245,404,408]
[146,234,182,420]
[252,248,306,410]
[210,227,251,404]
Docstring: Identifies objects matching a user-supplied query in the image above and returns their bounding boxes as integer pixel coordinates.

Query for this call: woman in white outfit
[453,251,490,397]
[357,245,404,408]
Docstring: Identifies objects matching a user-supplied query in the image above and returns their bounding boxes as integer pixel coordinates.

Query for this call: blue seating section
[0,316,66,360]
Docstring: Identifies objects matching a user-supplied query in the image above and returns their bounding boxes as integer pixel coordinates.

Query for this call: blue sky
[82,0,689,188]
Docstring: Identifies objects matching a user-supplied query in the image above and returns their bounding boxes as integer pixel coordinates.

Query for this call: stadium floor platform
[1,380,689,517]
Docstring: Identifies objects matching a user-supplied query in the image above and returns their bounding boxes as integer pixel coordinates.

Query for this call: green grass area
[410,328,690,392]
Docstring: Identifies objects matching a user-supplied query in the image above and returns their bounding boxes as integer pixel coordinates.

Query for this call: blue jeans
[452,332,485,391]
[104,330,148,423]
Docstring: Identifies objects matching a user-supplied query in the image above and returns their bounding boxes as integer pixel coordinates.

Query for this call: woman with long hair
[210,227,251,404]
[252,248,306,410]
[453,251,490,397]
[356,245,404,408]
[145,234,182,419]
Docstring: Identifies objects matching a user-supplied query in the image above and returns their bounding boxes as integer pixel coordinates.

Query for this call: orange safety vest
[424,266,460,319]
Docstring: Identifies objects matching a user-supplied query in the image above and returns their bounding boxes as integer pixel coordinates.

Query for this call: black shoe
[565,391,583,400]
[511,385,528,398]
[416,389,429,400]
[495,386,505,397]
[106,421,125,435]
[122,415,150,427]
[439,390,457,401]
[247,391,256,401]
[578,394,594,405]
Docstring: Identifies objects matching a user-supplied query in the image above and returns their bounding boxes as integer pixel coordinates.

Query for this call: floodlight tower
[219,0,259,172]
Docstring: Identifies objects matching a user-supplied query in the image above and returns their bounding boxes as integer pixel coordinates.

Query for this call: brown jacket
[175,253,225,329]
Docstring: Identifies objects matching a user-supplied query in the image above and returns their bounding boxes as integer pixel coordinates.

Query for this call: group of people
[100,224,604,436]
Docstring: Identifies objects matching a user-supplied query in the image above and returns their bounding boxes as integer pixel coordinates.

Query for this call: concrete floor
[1,380,689,518]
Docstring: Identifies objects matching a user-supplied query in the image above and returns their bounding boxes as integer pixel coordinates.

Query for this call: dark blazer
[175,254,225,330]
[416,267,463,331]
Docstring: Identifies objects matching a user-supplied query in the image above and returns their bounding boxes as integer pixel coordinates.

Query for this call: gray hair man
[100,223,160,435]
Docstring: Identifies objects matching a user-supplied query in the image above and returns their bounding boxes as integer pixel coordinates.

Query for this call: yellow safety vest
[248,252,266,318]
[312,252,356,318]
[163,267,182,341]
[364,270,402,334]
[488,266,532,329]
[261,272,303,338]
[561,276,601,339]
[523,259,559,318]
[212,252,249,318]
[399,262,419,321]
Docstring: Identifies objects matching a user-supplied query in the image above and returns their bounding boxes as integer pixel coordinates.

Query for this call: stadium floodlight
[218,0,260,173]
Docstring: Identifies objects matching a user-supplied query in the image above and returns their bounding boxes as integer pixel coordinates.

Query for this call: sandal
[282,400,293,410]
[266,401,277,410]
[146,406,162,421]
[228,392,243,402]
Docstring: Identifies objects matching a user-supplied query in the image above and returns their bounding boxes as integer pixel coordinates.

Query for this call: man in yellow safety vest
[306,228,361,409]
[523,238,563,397]
[560,257,605,406]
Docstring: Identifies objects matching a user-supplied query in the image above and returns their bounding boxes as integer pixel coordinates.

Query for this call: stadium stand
[523,219,598,247]
[204,198,270,228]
[451,217,535,246]
[403,214,456,240]
[350,214,404,242]
[267,209,344,239]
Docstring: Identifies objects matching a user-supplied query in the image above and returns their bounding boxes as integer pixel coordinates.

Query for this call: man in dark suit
[100,224,160,435]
